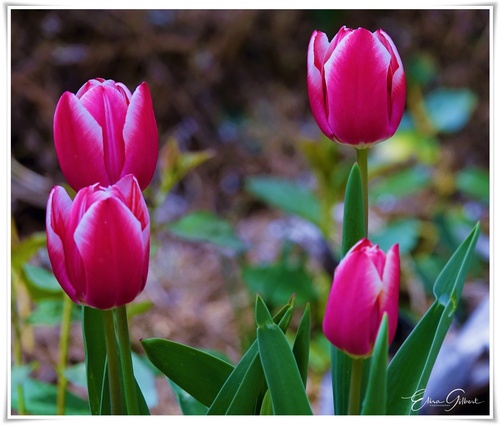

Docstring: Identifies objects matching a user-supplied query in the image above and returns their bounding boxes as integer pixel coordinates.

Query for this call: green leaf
[22,264,63,300]
[292,304,311,387]
[132,353,158,410]
[11,232,46,272]
[82,306,109,415]
[168,211,246,252]
[456,167,489,203]
[342,163,365,256]
[11,376,89,415]
[169,380,208,414]
[370,166,432,202]
[257,312,313,414]
[140,338,234,407]
[260,390,274,415]
[207,297,295,415]
[242,260,316,309]
[425,88,478,134]
[329,162,365,416]
[361,315,388,415]
[27,299,80,326]
[371,219,420,255]
[245,176,322,226]
[387,223,480,414]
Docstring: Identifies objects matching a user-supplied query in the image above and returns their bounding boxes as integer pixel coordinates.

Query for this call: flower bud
[46,174,150,310]
[323,239,400,357]
[54,78,158,191]
[307,26,406,147]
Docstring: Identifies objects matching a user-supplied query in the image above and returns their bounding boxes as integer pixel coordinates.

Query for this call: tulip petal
[74,197,147,309]
[307,31,334,139]
[46,187,80,303]
[112,174,150,230]
[323,250,384,357]
[54,92,110,190]
[324,28,393,145]
[375,30,406,134]
[379,244,400,344]
[80,85,128,184]
[122,82,158,190]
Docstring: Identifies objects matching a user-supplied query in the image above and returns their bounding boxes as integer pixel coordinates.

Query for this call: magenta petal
[307,31,334,139]
[74,197,147,309]
[46,187,79,303]
[80,85,127,183]
[122,83,158,190]
[323,250,383,357]
[380,244,400,344]
[112,175,150,229]
[324,29,393,145]
[54,92,109,190]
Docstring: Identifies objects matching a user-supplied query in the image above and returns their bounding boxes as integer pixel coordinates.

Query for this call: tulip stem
[115,305,139,415]
[103,309,123,415]
[348,357,363,415]
[356,148,369,237]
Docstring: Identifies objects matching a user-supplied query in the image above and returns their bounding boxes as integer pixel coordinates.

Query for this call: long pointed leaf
[82,306,108,415]
[331,163,366,415]
[292,304,311,387]
[207,297,295,415]
[256,296,313,415]
[361,314,388,414]
[387,223,480,414]
[141,338,234,407]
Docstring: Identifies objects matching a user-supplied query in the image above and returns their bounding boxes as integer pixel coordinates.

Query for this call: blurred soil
[11,9,490,414]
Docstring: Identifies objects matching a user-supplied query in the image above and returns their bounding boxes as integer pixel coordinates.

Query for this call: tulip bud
[323,239,400,357]
[54,78,158,191]
[46,174,150,310]
[307,26,406,147]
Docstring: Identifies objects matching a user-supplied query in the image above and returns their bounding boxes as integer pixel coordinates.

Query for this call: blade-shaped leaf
[82,306,109,415]
[361,314,388,415]
[245,176,322,226]
[256,296,313,415]
[292,304,311,387]
[141,338,234,407]
[169,380,208,415]
[387,223,480,414]
[342,162,366,256]
[330,162,366,415]
[207,297,295,415]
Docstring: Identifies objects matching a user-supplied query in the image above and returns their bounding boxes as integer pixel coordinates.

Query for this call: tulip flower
[54,78,158,191]
[323,239,400,357]
[46,174,150,310]
[307,26,406,147]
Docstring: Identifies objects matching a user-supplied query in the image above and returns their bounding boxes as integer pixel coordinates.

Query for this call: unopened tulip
[54,78,158,191]
[307,26,406,147]
[323,239,400,357]
[46,174,150,310]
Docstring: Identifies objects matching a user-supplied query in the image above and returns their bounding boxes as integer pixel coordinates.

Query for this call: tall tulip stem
[116,305,139,415]
[348,358,363,415]
[103,309,123,415]
[356,148,369,236]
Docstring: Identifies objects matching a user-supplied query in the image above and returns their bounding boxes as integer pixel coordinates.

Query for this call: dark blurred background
[11,9,490,415]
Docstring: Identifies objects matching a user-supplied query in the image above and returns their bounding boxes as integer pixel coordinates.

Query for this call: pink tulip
[54,78,158,191]
[46,174,150,310]
[307,26,406,147]
[323,239,400,357]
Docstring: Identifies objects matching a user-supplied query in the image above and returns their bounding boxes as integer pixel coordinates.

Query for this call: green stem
[115,305,139,415]
[356,148,369,237]
[103,309,123,415]
[56,295,73,414]
[348,358,363,415]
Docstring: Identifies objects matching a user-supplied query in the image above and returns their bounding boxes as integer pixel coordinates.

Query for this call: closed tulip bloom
[323,239,400,357]
[307,26,406,147]
[54,78,158,191]
[46,174,150,310]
